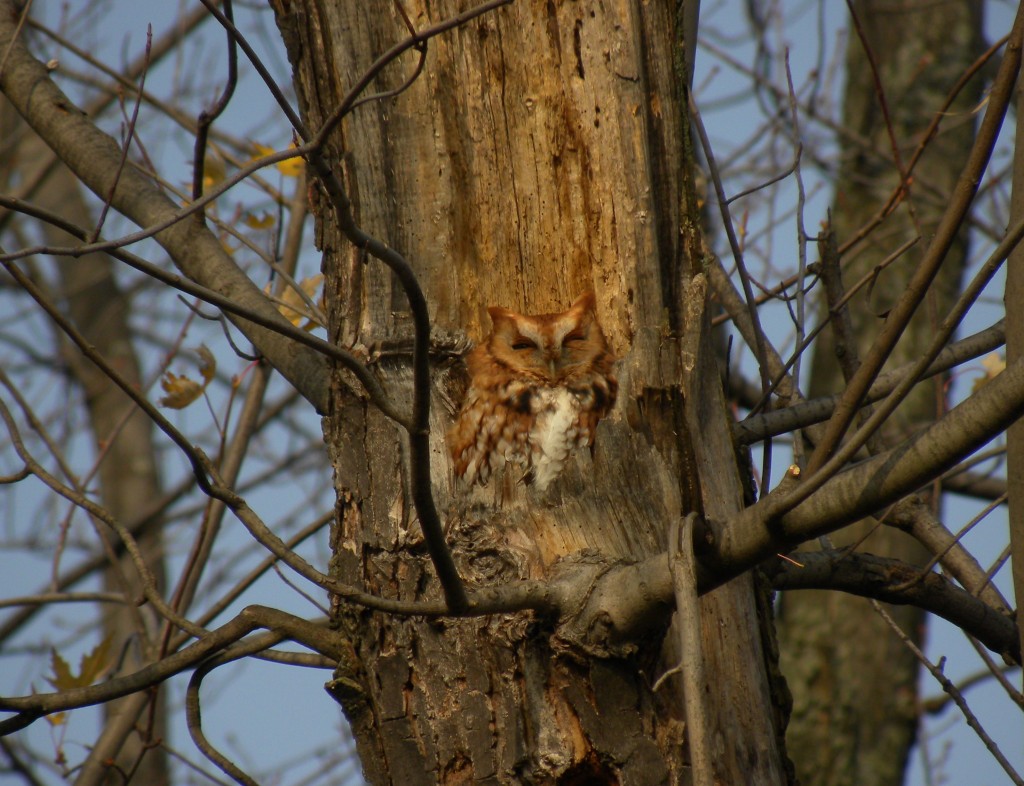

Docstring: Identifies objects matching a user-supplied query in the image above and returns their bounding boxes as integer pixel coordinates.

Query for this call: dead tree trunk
[273,2,791,783]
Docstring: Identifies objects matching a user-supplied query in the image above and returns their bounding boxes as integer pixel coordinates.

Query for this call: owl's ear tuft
[570,291,597,313]
[487,305,519,325]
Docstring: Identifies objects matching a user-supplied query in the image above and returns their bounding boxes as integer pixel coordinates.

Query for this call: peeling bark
[273,1,789,783]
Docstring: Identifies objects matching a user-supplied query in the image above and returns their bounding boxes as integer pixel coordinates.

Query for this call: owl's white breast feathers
[529,387,582,491]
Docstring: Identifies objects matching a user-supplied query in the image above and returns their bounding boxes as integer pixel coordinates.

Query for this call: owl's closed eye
[447,291,617,491]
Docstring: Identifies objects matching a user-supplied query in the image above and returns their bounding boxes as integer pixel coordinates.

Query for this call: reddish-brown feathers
[447,292,617,491]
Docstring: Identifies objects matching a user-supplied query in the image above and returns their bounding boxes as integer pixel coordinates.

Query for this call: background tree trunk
[273,1,790,783]
[0,105,169,786]
[776,3,984,785]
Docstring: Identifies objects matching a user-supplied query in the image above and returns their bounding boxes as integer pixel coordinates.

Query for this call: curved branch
[734,319,1006,445]
[714,357,1024,591]
[201,0,519,614]
[187,663,258,786]
[0,606,339,731]
[184,606,349,786]
[191,0,237,207]
[762,552,1020,664]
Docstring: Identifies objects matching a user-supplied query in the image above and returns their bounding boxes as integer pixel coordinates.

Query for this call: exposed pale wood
[273,1,789,782]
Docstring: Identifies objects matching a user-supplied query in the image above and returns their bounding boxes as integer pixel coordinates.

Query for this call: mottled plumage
[447,291,617,491]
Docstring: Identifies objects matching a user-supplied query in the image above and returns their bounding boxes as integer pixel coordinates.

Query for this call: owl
[447,291,617,492]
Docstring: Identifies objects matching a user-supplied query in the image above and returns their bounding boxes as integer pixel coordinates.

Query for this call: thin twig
[0,592,129,609]
[783,50,808,427]
[192,0,237,209]
[690,92,774,490]
[801,10,1024,478]
[90,25,151,241]
[889,494,1007,594]
[872,601,1024,786]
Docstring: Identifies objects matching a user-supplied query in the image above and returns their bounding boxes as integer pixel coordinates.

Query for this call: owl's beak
[547,357,558,379]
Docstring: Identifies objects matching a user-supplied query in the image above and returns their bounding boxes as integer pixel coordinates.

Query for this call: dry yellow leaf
[244,211,275,229]
[250,141,304,177]
[972,352,1005,394]
[159,345,217,408]
[265,275,323,329]
[47,635,113,691]
[158,373,203,409]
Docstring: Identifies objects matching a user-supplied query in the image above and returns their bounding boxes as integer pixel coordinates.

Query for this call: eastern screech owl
[447,291,617,492]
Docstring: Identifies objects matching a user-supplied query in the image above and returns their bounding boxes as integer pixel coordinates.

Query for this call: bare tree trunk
[273,1,790,783]
[776,3,984,785]
[0,101,169,785]
[54,229,169,786]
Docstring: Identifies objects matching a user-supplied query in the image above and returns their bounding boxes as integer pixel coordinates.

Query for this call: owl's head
[483,291,612,382]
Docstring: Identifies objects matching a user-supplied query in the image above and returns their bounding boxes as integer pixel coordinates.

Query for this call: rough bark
[776,3,984,786]
[0,2,1022,783]
[273,1,789,783]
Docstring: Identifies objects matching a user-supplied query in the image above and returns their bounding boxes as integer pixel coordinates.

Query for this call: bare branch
[716,356,1024,618]
[872,602,1024,785]
[0,606,340,729]
[735,320,1005,446]
[764,553,1018,664]
[804,8,1023,475]
[0,2,331,412]
[670,514,712,786]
